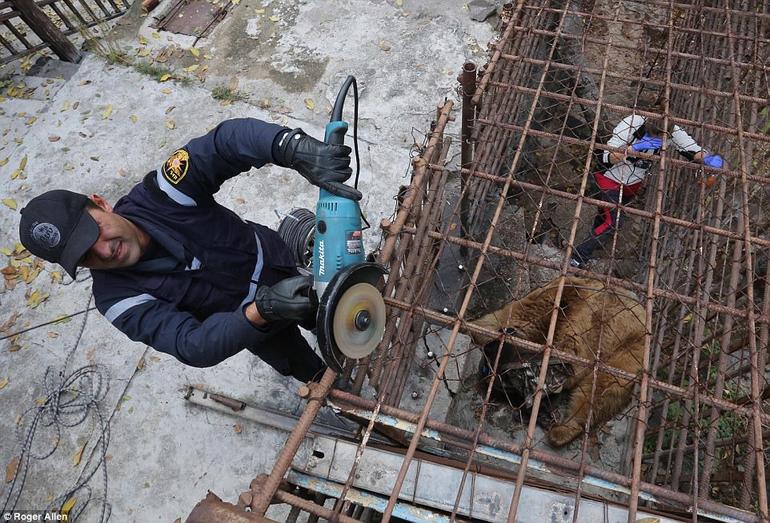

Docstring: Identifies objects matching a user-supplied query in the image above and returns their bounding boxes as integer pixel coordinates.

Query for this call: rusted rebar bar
[250,369,337,515]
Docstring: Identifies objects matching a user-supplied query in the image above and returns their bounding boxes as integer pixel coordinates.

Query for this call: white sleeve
[604,115,644,164]
[670,125,703,154]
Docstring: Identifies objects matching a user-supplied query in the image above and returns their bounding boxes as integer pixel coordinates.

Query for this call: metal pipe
[458,61,477,256]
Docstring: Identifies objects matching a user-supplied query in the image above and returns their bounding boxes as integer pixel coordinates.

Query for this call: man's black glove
[274,128,362,201]
[254,275,317,324]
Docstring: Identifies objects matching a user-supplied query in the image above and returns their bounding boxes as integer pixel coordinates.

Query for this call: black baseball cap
[19,190,100,279]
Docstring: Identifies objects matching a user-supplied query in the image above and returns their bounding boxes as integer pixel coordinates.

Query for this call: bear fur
[470,276,646,447]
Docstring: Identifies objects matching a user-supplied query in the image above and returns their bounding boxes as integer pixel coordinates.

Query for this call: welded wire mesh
[350,0,770,521]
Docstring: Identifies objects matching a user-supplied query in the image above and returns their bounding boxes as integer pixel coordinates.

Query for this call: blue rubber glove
[703,154,723,169]
[631,134,663,152]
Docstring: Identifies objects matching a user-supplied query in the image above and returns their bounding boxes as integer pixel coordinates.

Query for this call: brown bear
[469,276,646,447]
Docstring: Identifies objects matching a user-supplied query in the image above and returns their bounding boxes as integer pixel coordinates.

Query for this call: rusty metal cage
[188,1,769,522]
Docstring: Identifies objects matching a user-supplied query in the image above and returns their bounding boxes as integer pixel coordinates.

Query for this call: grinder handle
[324,120,348,146]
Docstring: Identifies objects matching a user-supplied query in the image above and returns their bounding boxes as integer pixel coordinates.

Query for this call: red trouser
[573,172,643,263]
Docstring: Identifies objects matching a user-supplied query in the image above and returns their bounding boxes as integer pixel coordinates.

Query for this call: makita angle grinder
[278,76,387,372]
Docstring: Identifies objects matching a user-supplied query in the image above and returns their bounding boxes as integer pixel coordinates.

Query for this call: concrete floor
[0,2,493,521]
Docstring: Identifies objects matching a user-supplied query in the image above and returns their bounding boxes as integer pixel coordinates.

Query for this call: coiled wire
[2,296,111,522]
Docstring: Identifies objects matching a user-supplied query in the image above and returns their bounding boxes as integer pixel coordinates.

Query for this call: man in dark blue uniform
[18,118,360,383]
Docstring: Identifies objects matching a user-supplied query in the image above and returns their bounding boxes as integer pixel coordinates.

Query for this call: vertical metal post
[458,61,477,257]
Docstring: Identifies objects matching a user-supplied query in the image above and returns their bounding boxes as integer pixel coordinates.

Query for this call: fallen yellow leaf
[190,47,200,57]
[61,498,76,515]
[138,35,148,45]
[130,115,138,123]
[5,456,19,483]
[269,15,279,21]
[72,444,85,466]
[0,377,8,389]
[26,289,49,309]
[25,116,37,125]
[101,105,113,119]
[2,199,17,210]
[0,158,8,167]
[165,119,176,130]
[51,271,62,283]
[184,64,199,73]
[137,48,151,57]
[22,266,41,284]
[254,7,264,13]
[0,248,11,256]
[35,397,47,406]
[304,98,315,110]
[159,74,171,82]
[10,155,27,180]
[161,88,172,95]
[151,31,160,39]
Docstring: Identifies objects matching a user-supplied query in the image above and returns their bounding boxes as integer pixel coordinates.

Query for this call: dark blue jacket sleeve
[104,298,274,367]
[158,118,287,203]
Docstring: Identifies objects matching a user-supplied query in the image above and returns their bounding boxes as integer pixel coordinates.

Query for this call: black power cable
[277,208,316,269]
[331,75,370,230]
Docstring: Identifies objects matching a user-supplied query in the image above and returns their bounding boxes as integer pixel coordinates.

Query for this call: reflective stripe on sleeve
[156,168,197,207]
[104,293,157,323]
[239,232,264,308]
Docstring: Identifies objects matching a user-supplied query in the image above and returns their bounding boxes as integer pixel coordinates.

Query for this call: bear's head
[478,328,573,410]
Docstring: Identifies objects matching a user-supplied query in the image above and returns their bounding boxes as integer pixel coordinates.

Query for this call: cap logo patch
[163,149,189,185]
[32,222,61,249]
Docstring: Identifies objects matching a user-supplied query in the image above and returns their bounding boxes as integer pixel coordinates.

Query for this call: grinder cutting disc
[317,263,387,372]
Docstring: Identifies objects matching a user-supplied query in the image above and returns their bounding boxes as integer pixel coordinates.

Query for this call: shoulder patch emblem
[162,149,189,185]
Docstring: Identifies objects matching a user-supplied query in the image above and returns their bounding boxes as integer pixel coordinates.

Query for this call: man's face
[79,203,146,270]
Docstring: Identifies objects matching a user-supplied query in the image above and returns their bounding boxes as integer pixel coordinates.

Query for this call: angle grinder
[279,76,387,372]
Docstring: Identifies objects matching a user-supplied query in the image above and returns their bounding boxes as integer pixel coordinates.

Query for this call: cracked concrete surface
[0,1,494,520]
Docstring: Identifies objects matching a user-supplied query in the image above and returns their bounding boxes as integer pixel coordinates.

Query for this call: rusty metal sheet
[155,0,228,38]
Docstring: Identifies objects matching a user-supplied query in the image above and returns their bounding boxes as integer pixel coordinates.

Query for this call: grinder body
[312,117,365,298]
[307,77,387,372]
